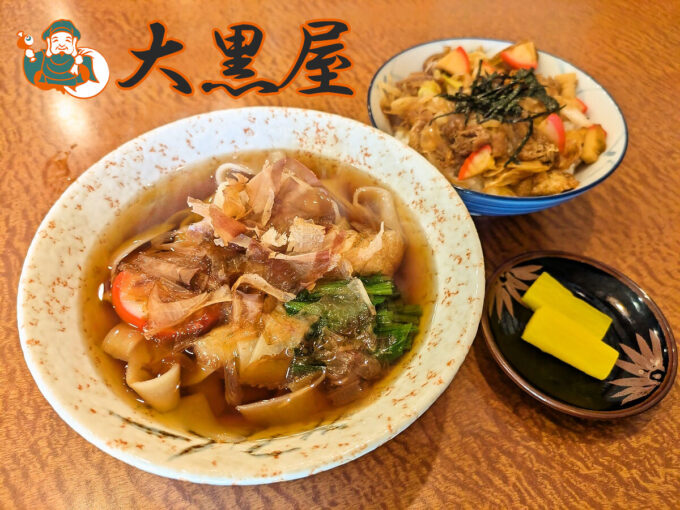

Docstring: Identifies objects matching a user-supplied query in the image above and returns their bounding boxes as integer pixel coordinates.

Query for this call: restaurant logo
[117,20,353,97]
[17,19,109,98]
[16,18,352,100]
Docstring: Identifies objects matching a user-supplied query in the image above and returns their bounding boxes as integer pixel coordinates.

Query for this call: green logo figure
[18,19,109,98]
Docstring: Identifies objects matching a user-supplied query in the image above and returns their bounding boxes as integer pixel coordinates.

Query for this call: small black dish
[482,251,676,419]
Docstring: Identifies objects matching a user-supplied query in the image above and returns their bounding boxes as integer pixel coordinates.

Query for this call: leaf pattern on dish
[489,264,542,319]
[610,330,665,404]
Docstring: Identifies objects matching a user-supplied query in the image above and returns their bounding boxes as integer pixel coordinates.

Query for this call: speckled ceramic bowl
[17,107,485,484]
[367,38,628,216]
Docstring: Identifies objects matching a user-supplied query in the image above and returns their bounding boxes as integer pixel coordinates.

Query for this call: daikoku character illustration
[19,19,109,98]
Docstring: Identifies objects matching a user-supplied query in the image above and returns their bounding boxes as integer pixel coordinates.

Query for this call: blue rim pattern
[366,38,629,216]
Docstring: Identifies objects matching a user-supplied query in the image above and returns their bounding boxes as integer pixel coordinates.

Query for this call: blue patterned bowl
[367,38,628,216]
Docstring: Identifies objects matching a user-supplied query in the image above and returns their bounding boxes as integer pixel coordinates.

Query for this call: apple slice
[458,145,494,180]
[541,113,566,153]
[436,46,471,76]
[574,97,588,113]
[500,41,538,70]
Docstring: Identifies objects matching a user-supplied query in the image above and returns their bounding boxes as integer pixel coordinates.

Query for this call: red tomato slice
[112,271,149,329]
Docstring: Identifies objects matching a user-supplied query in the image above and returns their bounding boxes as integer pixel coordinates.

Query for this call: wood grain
[1,0,679,508]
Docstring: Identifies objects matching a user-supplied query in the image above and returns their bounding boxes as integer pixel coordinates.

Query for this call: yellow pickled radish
[522,272,571,309]
[522,272,612,340]
[522,307,619,380]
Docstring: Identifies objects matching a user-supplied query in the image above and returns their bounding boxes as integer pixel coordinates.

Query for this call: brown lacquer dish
[482,251,676,419]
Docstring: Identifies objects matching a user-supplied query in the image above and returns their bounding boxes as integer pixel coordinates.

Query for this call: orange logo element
[18,19,109,98]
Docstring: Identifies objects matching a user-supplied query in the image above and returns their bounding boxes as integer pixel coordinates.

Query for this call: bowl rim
[16,106,486,484]
[366,37,629,202]
[481,250,677,419]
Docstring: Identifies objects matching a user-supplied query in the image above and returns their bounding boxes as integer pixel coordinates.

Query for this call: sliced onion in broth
[101,323,144,362]
[236,371,326,426]
[128,362,181,413]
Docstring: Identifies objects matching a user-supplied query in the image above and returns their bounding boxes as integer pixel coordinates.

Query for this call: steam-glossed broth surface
[81,151,435,440]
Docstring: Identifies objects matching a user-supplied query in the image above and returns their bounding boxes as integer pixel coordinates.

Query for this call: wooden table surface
[2,1,679,508]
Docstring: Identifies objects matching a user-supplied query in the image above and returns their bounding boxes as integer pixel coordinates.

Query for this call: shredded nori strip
[433,65,562,165]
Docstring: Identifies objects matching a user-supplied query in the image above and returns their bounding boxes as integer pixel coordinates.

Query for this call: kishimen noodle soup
[83,151,434,439]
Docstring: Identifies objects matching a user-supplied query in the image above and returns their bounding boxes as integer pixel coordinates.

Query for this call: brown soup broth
[81,150,436,440]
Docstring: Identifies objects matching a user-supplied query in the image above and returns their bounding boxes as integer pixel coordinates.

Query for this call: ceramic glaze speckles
[18,107,484,484]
